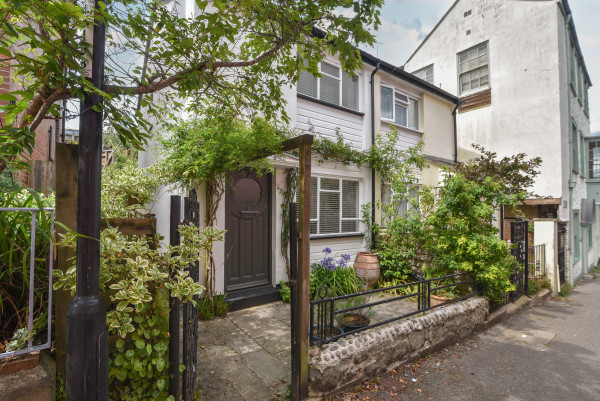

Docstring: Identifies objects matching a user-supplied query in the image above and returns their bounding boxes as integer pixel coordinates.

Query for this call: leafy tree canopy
[0,0,382,172]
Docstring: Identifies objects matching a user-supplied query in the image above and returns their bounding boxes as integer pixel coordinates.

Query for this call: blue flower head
[322,247,332,255]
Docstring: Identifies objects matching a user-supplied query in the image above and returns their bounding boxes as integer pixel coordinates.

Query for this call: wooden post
[55,143,78,378]
[297,142,312,398]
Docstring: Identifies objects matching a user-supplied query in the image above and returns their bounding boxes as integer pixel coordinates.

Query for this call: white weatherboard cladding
[380,122,421,151]
[296,97,364,149]
[310,237,364,265]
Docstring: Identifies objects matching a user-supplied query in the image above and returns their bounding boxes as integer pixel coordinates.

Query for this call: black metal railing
[309,272,477,347]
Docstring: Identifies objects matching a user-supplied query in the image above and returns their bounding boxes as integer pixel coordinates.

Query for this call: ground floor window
[310,177,360,236]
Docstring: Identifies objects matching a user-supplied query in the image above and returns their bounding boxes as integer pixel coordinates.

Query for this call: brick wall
[1,54,60,188]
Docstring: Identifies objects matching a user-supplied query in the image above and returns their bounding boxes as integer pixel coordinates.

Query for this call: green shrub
[0,188,53,348]
[279,280,291,303]
[309,249,363,300]
[528,280,541,296]
[54,225,206,401]
[559,283,573,297]
[198,293,229,320]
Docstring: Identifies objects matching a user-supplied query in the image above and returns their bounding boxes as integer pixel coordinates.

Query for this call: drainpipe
[452,101,463,164]
[370,61,381,248]
[563,12,577,286]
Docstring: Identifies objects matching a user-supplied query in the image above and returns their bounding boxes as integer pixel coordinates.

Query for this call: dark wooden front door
[225,170,271,291]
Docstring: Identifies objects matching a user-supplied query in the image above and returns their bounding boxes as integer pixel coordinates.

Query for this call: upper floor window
[457,42,489,95]
[572,122,579,174]
[298,61,359,111]
[413,64,434,84]
[380,86,419,130]
[589,141,600,179]
[310,176,360,236]
[584,83,590,115]
[570,47,577,88]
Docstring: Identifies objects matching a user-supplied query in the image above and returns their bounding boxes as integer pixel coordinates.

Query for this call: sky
[363,0,600,134]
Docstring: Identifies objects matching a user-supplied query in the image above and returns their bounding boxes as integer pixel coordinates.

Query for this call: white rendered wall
[533,220,557,295]
[405,0,564,199]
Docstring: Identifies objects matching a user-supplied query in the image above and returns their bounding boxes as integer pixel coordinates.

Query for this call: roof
[359,50,459,104]
[405,0,592,86]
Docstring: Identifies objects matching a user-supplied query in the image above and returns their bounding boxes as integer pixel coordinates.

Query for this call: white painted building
[141,44,459,305]
[404,0,595,285]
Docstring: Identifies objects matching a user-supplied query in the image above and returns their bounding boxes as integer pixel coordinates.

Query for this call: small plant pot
[338,313,370,331]
[429,294,454,307]
[311,325,342,341]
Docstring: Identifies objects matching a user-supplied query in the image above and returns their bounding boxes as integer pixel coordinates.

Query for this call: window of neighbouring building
[584,83,590,115]
[413,64,434,84]
[309,176,360,236]
[457,42,489,95]
[298,61,359,111]
[572,122,579,174]
[580,131,586,178]
[381,186,420,224]
[570,47,577,89]
[588,140,600,178]
[380,86,419,130]
[574,210,581,261]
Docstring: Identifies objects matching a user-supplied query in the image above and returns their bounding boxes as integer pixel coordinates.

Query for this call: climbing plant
[161,113,289,301]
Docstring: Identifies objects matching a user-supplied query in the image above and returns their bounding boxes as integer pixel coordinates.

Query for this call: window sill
[310,233,364,240]
[459,86,490,98]
[297,93,365,117]
[380,120,423,135]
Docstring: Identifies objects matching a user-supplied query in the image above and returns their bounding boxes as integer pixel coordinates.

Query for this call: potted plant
[335,295,374,331]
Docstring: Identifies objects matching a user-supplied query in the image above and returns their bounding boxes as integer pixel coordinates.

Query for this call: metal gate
[169,190,201,401]
[510,219,529,300]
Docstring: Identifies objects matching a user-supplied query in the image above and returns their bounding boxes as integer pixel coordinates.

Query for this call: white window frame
[380,84,419,130]
[298,60,360,111]
[310,176,361,237]
[457,41,490,95]
[413,64,434,84]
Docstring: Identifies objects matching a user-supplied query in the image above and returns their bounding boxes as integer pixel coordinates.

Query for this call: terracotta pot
[429,294,453,307]
[353,252,380,289]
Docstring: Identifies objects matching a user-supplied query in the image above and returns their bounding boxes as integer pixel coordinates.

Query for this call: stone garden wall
[308,297,488,396]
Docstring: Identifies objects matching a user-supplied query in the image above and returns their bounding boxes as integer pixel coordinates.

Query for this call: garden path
[195,294,418,400]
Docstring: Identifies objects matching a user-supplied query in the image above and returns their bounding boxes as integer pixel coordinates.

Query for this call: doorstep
[225,285,282,312]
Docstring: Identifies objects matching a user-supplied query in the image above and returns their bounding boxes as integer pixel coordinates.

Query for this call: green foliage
[0,0,382,173]
[528,280,541,296]
[279,280,291,303]
[162,115,288,188]
[539,278,551,290]
[309,250,363,300]
[0,170,20,194]
[559,283,573,297]
[198,293,229,321]
[456,144,542,199]
[0,188,53,347]
[53,224,209,400]
[279,168,298,276]
[101,160,169,218]
[428,174,519,303]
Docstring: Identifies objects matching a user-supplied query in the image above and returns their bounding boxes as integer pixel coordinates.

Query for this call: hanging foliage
[161,114,290,301]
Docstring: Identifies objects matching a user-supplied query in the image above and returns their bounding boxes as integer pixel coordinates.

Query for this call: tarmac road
[332,275,600,401]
